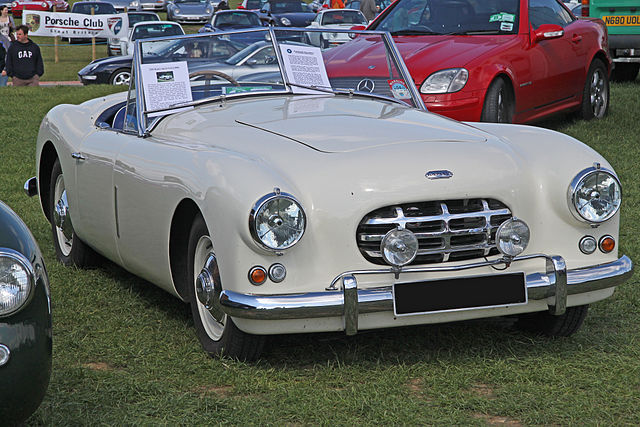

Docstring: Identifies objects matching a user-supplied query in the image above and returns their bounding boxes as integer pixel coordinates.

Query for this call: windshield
[214,11,262,27]
[132,28,424,133]
[129,13,160,27]
[322,10,367,25]
[263,0,304,13]
[132,24,184,40]
[372,0,520,35]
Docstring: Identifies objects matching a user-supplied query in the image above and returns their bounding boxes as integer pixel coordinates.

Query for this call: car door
[73,121,131,263]
[526,0,586,107]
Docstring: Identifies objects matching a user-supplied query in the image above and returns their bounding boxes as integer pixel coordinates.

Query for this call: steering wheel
[189,70,239,86]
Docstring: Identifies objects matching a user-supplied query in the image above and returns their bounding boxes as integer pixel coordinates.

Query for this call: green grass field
[0,80,638,424]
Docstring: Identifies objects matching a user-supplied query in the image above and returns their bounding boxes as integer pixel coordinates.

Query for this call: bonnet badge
[426,170,453,180]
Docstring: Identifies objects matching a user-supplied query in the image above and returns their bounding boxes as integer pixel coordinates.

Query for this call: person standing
[0,42,6,87]
[359,0,377,21]
[0,5,15,51]
[6,25,44,87]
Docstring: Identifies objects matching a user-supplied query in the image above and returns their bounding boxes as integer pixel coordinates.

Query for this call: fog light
[579,236,597,254]
[496,218,530,257]
[599,235,615,253]
[0,344,10,367]
[268,263,286,283]
[249,266,267,285]
[380,228,418,267]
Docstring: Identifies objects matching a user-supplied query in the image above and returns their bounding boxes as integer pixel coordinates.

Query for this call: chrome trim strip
[218,256,633,324]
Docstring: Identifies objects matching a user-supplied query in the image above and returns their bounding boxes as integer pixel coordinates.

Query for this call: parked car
[101,0,140,12]
[259,0,316,27]
[10,0,67,17]
[344,0,391,17]
[66,1,117,43]
[138,0,166,10]
[78,34,242,85]
[580,0,640,82]
[307,8,367,47]
[108,11,160,55]
[364,0,611,124]
[38,28,633,360]
[166,0,214,23]
[0,200,52,423]
[236,0,266,10]
[199,9,266,33]
[118,21,184,55]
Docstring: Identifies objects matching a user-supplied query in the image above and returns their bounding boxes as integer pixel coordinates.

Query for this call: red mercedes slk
[11,0,68,18]
[359,0,611,123]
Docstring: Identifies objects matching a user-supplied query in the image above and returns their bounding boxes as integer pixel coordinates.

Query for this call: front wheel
[110,68,131,86]
[187,214,265,360]
[480,78,513,123]
[49,159,97,267]
[515,305,589,337]
[580,59,609,120]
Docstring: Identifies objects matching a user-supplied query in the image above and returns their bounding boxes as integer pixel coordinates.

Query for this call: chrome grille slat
[356,198,512,266]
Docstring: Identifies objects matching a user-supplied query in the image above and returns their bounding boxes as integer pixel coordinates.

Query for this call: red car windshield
[371,0,520,35]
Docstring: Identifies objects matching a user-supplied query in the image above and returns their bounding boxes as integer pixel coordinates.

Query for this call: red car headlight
[420,68,468,94]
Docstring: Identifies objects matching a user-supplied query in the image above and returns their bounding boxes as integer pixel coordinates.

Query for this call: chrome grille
[356,199,512,265]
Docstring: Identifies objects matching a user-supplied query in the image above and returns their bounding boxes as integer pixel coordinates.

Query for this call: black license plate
[393,273,527,316]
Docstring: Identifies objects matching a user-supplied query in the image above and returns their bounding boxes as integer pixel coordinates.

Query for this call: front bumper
[219,254,633,335]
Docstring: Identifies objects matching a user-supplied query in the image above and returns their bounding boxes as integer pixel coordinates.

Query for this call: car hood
[392,35,511,80]
[225,96,486,152]
[271,12,315,26]
[172,3,209,10]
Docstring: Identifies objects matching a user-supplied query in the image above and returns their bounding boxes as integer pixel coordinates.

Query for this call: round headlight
[250,191,306,251]
[569,166,621,224]
[0,250,34,317]
[496,218,530,258]
[41,1,48,7]
[380,228,418,267]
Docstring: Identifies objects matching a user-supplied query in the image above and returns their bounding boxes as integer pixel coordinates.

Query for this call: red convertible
[11,0,68,17]
[362,0,611,123]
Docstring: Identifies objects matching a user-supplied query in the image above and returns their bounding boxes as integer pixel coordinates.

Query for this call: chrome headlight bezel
[495,218,530,258]
[0,248,35,317]
[249,191,306,251]
[420,68,468,94]
[568,165,622,224]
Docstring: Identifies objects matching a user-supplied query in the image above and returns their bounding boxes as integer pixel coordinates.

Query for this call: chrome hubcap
[590,69,607,118]
[194,236,225,340]
[53,175,73,256]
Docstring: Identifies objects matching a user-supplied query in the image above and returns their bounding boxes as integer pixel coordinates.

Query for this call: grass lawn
[0,78,638,424]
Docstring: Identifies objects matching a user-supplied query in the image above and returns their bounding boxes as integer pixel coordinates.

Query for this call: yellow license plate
[603,15,640,26]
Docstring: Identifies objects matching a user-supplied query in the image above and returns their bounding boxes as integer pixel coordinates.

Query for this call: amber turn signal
[248,266,267,285]
[599,235,615,253]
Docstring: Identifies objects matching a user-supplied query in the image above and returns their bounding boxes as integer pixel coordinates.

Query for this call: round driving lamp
[496,218,530,258]
[569,166,621,224]
[250,191,306,251]
[380,228,419,267]
[0,252,34,317]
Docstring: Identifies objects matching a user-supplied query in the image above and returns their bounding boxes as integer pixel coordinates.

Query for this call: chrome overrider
[204,254,633,336]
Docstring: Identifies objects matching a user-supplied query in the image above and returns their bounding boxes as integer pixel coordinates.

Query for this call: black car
[259,0,316,27]
[67,1,118,43]
[78,36,244,85]
[0,199,52,424]
[199,9,267,32]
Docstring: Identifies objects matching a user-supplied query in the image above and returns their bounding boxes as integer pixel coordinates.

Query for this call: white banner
[24,11,129,39]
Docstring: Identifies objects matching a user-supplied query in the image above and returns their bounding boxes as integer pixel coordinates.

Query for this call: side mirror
[246,58,258,65]
[533,24,564,42]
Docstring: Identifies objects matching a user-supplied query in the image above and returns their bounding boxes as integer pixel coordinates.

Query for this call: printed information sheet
[141,61,193,117]
[278,44,332,94]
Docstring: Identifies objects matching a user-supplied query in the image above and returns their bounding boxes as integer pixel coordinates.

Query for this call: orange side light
[249,266,267,285]
[600,236,615,253]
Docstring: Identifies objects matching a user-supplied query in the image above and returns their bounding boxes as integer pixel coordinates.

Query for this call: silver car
[167,0,214,23]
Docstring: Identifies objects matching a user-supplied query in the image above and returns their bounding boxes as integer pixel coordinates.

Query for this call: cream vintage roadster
[27,28,632,360]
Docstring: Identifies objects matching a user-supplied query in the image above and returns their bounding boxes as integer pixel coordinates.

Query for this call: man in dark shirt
[6,25,44,86]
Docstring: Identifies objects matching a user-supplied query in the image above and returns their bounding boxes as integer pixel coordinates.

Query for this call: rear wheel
[187,214,265,360]
[480,78,513,123]
[515,305,589,337]
[580,59,609,120]
[49,159,97,267]
[611,63,639,82]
